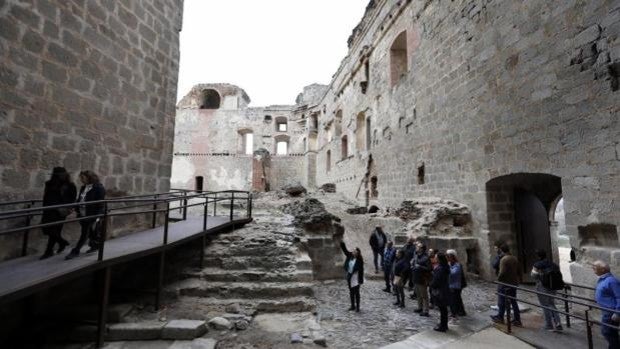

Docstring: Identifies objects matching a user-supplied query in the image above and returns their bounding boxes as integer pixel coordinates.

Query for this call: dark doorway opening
[485,173,562,281]
[195,176,204,192]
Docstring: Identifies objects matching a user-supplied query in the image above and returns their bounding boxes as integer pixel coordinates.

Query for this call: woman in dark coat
[40,167,77,259]
[65,170,106,260]
[430,252,451,332]
[340,241,364,312]
[393,249,409,308]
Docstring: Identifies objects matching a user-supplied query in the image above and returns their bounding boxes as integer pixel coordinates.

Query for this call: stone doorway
[485,173,563,281]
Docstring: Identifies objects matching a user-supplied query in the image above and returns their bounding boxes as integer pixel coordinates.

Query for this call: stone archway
[485,173,562,281]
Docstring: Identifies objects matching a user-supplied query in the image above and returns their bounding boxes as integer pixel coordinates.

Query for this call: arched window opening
[356,112,366,152]
[326,150,331,172]
[276,141,288,155]
[237,129,254,155]
[341,135,348,159]
[334,110,343,136]
[390,31,408,87]
[200,89,221,109]
[195,176,204,192]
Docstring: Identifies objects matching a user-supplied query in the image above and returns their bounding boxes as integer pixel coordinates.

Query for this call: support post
[96,267,111,348]
[151,195,158,228]
[213,193,217,216]
[229,192,235,221]
[21,202,32,256]
[155,252,165,310]
[97,203,108,261]
[163,202,170,244]
[246,193,250,218]
[563,286,571,328]
[200,199,208,268]
[585,309,593,349]
[182,191,188,221]
[249,193,252,218]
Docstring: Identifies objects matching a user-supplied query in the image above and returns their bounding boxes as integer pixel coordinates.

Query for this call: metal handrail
[494,281,619,349]
[0,189,253,259]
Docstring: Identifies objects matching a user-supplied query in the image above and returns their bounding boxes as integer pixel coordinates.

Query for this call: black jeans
[42,222,68,254]
[395,282,405,306]
[349,286,360,310]
[438,305,448,329]
[496,285,521,322]
[384,265,393,290]
[373,248,384,271]
[72,219,100,253]
[449,288,466,316]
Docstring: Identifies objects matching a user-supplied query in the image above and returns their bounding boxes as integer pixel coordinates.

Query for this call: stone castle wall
[0,0,183,259]
[308,0,619,280]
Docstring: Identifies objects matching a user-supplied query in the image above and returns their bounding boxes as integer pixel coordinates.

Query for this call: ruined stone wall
[310,0,620,279]
[0,0,183,199]
[270,155,306,190]
[171,84,307,192]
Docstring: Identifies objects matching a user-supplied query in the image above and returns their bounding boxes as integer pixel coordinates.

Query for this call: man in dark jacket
[40,167,77,259]
[412,242,431,316]
[403,237,417,294]
[491,241,504,276]
[491,244,522,326]
[369,226,387,273]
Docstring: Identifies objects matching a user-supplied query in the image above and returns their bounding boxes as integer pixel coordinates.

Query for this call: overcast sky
[176,0,368,106]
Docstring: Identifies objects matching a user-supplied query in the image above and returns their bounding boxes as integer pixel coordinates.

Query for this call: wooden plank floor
[0,215,251,303]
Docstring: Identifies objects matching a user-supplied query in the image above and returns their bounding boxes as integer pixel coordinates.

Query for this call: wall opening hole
[200,89,220,109]
[417,163,425,184]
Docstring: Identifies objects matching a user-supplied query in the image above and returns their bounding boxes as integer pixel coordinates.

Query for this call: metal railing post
[151,194,158,228]
[97,203,108,261]
[563,285,571,328]
[249,193,253,218]
[246,193,250,218]
[182,191,188,221]
[200,198,208,268]
[585,309,593,349]
[213,193,217,216]
[21,202,33,256]
[163,202,170,244]
[229,192,235,221]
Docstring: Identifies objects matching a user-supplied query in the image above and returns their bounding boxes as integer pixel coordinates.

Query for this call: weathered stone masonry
[173,0,620,284]
[0,0,184,259]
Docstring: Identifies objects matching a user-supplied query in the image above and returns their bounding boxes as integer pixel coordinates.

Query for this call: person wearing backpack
[531,249,563,332]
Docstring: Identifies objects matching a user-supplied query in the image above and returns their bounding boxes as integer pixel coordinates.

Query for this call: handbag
[394,275,403,287]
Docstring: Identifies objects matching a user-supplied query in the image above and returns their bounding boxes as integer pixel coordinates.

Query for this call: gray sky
[177,0,368,106]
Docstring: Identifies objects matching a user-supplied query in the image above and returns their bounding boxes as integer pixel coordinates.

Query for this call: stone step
[179,296,317,314]
[168,279,314,299]
[184,268,313,283]
[203,255,297,270]
[295,254,313,271]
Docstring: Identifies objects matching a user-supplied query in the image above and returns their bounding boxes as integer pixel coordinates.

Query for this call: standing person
[382,241,396,293]
[65,171,106,260]
[40,167,77,259]
[428,248,438,309]
[446,250,467,319]
[531,250,563,332]
[402,237,417,298]
[491,244,522,326]
[592,260,620,349]
[340,241,364,312]
[492,241,504,276]
[369,226,387,273]
[393,249,409,308]
[430,252,451,332]
[412,241,431,317]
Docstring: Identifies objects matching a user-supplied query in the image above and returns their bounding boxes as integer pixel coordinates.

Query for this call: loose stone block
[107,322,164,341]
[207,317,232,331]
[162,320,208,340]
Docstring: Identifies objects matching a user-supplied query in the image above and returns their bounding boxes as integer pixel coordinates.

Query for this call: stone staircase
[165,212,317,315]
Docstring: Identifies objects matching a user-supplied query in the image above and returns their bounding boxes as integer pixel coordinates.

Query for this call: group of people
[341,227,467,333]
[39,167,106,260]
[343,227,620,348]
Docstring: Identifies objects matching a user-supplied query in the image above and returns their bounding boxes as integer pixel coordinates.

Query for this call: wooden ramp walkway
[0,215,251,304]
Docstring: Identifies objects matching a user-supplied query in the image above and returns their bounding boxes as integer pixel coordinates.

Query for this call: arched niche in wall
[389,31,408,87]
[237,128,254,155]
[200,89,221,109]
[274,134,290,155]
[326,150,331,172]
[341,135,349,159]
[355,112,367,152]
[334,109,343,136]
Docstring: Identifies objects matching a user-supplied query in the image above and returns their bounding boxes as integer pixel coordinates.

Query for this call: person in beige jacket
[490,244,522,326]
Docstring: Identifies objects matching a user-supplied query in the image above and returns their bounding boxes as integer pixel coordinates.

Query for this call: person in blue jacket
[382,241,396,292]
[592,260,620,349]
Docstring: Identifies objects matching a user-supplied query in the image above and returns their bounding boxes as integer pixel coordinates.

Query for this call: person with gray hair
[592,260,620,348]
[447,249,467,319]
